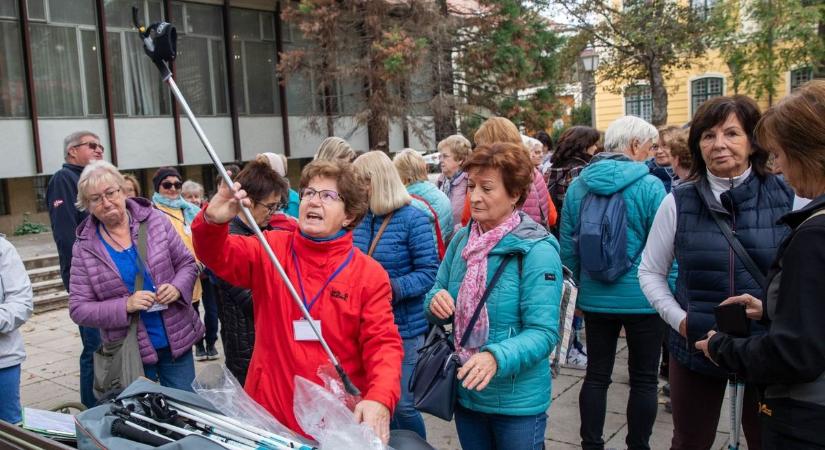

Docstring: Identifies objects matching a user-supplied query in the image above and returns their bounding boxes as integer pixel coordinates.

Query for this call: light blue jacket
[0,235,33,369]
[424,213,562,416]
[407,181,455,245]
[560,153,667,314]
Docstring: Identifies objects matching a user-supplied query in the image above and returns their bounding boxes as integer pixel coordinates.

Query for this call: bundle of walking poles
[105,393,315,450]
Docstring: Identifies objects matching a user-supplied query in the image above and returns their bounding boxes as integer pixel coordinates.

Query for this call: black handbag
[409,254,516,421]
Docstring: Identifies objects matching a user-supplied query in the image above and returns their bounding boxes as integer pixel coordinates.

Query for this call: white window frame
[688,73,726,119]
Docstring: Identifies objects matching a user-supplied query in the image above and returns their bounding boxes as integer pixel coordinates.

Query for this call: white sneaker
[565,348,588,370]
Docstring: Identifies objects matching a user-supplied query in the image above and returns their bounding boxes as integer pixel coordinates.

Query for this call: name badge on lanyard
[293,319,322,341]
[290,248,354,342]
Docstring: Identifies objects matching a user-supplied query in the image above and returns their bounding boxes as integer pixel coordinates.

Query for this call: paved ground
[19,308,747,449]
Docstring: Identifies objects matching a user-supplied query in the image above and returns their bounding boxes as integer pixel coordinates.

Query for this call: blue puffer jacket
[424,213,562,416]
[407,180,455,245]
[561,153,668,314]
[354,204,439,339]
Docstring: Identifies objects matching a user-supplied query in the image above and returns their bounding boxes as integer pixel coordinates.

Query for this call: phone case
[714,303,750,337]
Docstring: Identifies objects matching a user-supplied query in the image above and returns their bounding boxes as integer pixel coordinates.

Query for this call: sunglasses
[73,141,105,152]
[161,181,183,190]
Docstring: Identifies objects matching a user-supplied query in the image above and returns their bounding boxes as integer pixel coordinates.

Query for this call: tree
[555,0,712,126]
[278,0,564,150]
[708,0,825,105]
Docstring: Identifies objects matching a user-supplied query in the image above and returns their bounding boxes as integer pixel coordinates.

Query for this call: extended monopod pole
[131,7,360,396]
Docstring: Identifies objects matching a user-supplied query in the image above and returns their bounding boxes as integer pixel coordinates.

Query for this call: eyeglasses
[161,181,183,190]
[73,141,104,152]
[88,187,121,206]
[300,187,343,204]
[260,201,281,215]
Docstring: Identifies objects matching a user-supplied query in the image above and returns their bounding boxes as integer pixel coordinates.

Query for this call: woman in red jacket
[192,159,403,443]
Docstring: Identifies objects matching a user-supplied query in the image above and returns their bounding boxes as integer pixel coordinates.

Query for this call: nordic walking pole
[131,7,360,396]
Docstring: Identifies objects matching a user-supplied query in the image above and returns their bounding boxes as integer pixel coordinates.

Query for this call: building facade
[0,0,435,234]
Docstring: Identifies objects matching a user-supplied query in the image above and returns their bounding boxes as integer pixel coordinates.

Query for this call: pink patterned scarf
[455,211,521,363]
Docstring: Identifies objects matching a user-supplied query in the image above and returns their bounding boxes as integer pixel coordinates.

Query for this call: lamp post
[580,48,599,128]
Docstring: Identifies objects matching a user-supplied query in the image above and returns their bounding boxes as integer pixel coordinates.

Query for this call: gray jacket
[0,235,33,369]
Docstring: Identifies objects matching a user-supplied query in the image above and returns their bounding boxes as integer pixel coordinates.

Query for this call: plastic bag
[293,374,385,450]
[192,364,312,446]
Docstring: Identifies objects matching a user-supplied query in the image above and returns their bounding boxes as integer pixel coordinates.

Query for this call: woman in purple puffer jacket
[69,161,203,392]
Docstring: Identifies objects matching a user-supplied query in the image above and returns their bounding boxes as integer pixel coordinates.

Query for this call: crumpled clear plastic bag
[293,368,389,450]
[192,363,313,446]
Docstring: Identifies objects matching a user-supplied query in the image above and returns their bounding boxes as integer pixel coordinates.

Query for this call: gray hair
[181,180,204,196]
[64,131,100,158]
[76,160,124,211]
[604,116,658,153]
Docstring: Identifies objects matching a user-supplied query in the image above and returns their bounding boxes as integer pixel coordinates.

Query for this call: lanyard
[291,248,354,313]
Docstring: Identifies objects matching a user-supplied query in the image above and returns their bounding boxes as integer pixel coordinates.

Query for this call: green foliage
[570,104,592,126]
[707,0,824,104]
[13,213,49,236]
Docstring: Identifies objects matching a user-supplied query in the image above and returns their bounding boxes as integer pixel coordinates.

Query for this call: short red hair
[463,143,534,207]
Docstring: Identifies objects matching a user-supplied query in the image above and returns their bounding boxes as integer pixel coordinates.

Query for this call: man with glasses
[45,130,105,409]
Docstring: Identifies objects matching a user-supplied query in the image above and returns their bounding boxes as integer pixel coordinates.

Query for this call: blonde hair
[436,134,472,163]
[76,160,125,211]
[353,151,412,216]
[121,173,141,197]
[474,117,523,146]
[314,137,356,162]
[393,149,429,185]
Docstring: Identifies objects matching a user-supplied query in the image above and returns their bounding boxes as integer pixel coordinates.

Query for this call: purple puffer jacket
[69,197,204,364]
[522,168,551,227]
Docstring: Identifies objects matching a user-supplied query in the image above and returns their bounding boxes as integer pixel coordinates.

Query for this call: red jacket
[269,213,299,232]
[192,212,402,436]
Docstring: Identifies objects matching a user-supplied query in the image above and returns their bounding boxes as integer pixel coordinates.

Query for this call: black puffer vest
[669,172,793,377]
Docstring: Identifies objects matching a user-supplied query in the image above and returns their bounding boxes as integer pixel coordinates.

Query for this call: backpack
[574,190,643,283]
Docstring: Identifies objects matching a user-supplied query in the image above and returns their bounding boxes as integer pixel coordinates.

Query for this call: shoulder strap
[459,254,516,348]
[801,209,825,226]
[410,194,446,259]
[367,211,395,257]
[697,186,767,290]
[134,222,149,292]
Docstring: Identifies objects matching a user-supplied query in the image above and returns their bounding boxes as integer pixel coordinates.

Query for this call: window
[230,8,279,116]
[0,179,8,216]
[283,21,324,116]
[691,0,718,20]
[174,2,228,116]
[625,85,652,123]
[29,0,104,117]
[0,4,29,117]
[791,67,813,92]
[105,0,170,116]
[691,77,724,117]
[33,176,49,213]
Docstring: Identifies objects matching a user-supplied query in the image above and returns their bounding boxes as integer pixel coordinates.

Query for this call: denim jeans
[79,325,101,408]
[143,348,196,392]
[194,279,219,347]
[454,404,547,450]
[0,364,22,424]
[391,334,426,439]
[579,312,665,450]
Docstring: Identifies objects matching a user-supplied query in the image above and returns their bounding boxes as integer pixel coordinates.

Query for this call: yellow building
[592,49,815,130]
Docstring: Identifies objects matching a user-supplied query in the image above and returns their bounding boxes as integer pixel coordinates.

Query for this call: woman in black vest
[695,81,825,449]
[638,95,794,450]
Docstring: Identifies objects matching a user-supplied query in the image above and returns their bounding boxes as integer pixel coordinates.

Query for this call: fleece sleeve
[0,239,33,334]
[191,211,262,290]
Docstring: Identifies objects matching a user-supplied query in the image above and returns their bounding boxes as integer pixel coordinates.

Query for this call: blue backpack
[575,190,643,283]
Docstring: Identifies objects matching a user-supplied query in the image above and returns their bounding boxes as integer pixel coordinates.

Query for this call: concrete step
[23,253,60,271]
[33,291,69,314]
[27,265,62,284]
[31,278,66,296]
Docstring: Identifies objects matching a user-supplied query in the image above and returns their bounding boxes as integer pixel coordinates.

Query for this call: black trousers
[579,312,666,450]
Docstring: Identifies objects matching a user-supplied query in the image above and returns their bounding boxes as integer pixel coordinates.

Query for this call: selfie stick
[132,7,360,396]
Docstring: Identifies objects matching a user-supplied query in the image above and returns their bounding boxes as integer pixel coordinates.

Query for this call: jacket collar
[63,163,85,175]
[780,193,825,229]
[696,169,758,215]
[76,197,154,240]
[291,227,353,262]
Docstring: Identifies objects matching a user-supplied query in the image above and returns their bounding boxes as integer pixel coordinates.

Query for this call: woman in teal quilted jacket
[425,142,562,450]
[559,115,667,450]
